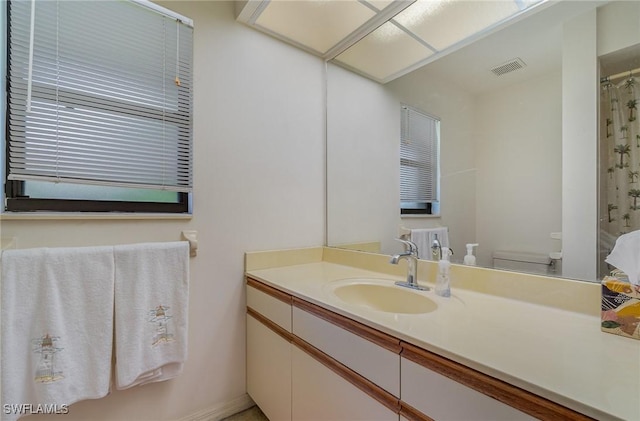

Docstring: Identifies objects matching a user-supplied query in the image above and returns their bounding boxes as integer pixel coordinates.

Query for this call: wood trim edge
[401,342,594,421]
[292,335,401,414]
[399,401,435,421]
[247,307,293,342]
[246,277,292,304]
[292,297,401,354]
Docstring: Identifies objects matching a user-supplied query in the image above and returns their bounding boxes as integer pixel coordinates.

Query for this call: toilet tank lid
[492,250,550,264]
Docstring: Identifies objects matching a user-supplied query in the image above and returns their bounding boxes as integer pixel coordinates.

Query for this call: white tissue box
[601,276,640,340]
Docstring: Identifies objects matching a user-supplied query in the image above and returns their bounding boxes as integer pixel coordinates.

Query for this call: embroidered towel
[411,227,449,260]
[114,241,190,390]
[1,246,114,421]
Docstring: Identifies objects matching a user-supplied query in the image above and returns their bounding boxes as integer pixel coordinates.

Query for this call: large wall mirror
[327,0,640,283]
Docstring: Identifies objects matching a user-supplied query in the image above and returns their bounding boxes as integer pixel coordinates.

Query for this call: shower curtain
[602,75,640,274]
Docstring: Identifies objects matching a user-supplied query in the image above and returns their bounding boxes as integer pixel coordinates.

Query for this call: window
[4,0,193,213]
[400,105,439,215]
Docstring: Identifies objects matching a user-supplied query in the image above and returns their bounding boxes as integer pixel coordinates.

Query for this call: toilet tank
[492,250,551,274]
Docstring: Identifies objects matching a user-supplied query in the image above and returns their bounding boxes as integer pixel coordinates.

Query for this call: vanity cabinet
[246,277,593,421]
[247,277,399,421]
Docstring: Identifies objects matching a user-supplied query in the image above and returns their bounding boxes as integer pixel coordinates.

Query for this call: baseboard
[177,393,255,421]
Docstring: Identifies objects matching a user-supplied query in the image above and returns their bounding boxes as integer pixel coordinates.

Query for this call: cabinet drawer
[293,303,400,397]
[401,357,535,421]
[247,280,292,332]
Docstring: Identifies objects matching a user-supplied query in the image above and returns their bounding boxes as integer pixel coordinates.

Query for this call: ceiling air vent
[491,58,527,76]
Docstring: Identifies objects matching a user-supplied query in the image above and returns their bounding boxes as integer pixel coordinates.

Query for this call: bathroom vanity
[245,247,639,421]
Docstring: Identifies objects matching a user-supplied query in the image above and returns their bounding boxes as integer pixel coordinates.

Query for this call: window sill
[0,212,193,221]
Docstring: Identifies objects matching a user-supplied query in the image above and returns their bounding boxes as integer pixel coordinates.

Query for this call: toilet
[492,250,552,275]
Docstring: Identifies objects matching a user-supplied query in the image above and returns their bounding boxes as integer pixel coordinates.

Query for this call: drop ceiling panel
[334,21,434,81]
[393,0,520,51]
[239,0,551,84]
[255,0,377,55]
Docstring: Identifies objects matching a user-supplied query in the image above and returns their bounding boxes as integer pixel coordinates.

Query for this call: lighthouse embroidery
[149,305,175,346]
[32,333,64,383]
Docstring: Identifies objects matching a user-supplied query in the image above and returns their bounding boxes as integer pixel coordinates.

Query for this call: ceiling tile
[393,0,520,51]
[334,21,434,81]
[255,0,377,54]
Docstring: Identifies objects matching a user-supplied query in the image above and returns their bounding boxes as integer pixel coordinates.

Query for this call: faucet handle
[395,238,418,255]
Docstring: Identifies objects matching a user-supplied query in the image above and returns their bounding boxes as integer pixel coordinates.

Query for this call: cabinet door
[246,314,291,421]
[401,357,535,421]
[292,345,399,421]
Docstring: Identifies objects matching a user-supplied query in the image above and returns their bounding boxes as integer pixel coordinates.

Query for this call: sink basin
[331,281,437,314]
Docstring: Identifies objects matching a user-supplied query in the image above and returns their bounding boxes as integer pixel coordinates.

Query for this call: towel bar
[181,230,198,257]
[1,236,197,256]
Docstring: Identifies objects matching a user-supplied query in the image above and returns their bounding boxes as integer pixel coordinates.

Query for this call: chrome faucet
[390,239,429,291]
[431,234,442,261]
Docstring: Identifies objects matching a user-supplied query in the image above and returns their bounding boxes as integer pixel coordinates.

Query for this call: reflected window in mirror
[400,105,440,215]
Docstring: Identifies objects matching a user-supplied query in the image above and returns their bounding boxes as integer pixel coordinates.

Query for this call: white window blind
[7,0,193,192]
[400,105,439,206]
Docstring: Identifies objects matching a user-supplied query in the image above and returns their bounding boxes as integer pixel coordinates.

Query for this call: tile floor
[222,405,269,421]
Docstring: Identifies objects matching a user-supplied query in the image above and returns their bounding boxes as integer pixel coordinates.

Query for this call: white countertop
[246,261,640,421]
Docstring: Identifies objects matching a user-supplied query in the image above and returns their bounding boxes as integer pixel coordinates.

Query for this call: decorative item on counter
[602,231,640,340]
[435,247,452,297]
[601,274,640,339]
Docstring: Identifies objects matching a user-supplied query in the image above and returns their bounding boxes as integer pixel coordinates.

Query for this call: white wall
[326,64,400,254]
[0,1,325,420]
[475,70,563,267]
[597,1,640,56]
[562,9,598,281]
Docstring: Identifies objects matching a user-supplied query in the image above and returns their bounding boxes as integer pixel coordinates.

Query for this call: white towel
[606,230,640,285]
[411,227,449,260]
[114,242,189,390]
[1,246,114,421]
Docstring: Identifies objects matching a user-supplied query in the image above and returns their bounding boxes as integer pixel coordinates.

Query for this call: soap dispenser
[435,247,452,297]
[463,243,479,266]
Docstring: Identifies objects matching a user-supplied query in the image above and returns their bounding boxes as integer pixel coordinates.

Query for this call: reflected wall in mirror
[327,0,640,282]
